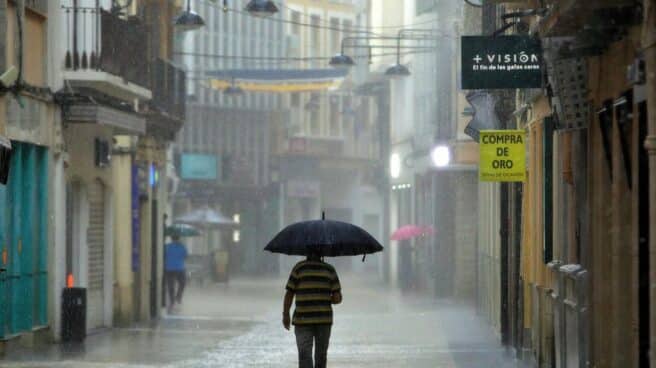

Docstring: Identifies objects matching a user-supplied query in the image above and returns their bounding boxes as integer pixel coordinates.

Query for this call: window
[416,0,436,15]
[291,11,301,36]
[330,18,340,54]
[311,15,321,54]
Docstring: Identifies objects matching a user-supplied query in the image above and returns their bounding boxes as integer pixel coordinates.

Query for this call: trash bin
[61,287,86,342]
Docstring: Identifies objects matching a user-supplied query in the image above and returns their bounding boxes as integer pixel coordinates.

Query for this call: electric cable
[271,1,440,31]
[175,48,436,63]
[197,0,444,36]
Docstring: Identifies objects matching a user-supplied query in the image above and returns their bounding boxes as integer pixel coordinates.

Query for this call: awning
[64,104,146,135]
[204,68,348,93]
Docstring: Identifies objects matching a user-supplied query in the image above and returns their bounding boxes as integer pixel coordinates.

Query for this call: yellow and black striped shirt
[286,260,341,325]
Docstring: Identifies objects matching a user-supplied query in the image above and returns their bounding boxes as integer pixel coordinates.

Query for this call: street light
[329,53,355,68]
[245,0,279,17]
[390,153,401,179]
[385,34,410,78]
[385,29,440,78]
[385,63,411,78]
[464,0,483,7]
[431,145,451,168]
[174,0,205,32]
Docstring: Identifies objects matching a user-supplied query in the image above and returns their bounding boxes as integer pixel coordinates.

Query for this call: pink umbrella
[422,225,436,236]
[390,225,425,241]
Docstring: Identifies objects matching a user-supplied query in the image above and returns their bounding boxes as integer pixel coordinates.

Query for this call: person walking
[164,234,188,313]
[282,253,342,368]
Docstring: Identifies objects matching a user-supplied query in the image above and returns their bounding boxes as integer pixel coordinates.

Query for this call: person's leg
[175,270,186,304]
[313,325,332,368]
[165,271,175,310]
[294,325,314,368]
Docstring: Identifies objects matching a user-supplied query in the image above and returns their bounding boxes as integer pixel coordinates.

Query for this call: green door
[0,142,49,338]
[0,180,6,339]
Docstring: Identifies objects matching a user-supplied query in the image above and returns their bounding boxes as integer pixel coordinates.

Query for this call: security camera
[0,66,18,89]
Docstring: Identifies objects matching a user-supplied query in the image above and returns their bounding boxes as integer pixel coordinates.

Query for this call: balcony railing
[150,59,186,121]
[63,6,149,88]
[538,0,640,36]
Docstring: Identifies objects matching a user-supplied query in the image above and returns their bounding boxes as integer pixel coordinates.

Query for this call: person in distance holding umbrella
[282,251,342,368]
[164,234,189,313]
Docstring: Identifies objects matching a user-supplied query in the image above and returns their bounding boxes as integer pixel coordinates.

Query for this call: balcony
[537,0,640,37]
[62,6,151,101]
[145,59,186,140]
[150,59,187,122]
[283,135,379,165]
[287,136,344,158]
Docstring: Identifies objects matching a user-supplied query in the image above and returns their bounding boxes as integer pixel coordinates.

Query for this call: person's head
[307,250,322,262]
[172,234,181,243]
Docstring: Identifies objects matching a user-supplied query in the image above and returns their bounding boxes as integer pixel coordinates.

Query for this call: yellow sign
[479,130,526,182]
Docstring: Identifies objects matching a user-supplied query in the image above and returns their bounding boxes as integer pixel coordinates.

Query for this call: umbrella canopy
[175,207,238,229]
[422,225,436,236]
[165,223,201,238]
[391,225,426,241]
[265,218,383,257]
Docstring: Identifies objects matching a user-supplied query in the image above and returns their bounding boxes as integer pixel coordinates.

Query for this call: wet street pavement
[1,274,526,368]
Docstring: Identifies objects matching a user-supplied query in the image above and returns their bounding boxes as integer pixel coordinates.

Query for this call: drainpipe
[15,0,24,85]
[643,1,656,367]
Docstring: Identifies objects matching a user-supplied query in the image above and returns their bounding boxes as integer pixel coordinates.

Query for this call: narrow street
[1,275,522,368]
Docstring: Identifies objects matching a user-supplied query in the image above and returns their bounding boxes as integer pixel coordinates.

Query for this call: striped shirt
[286,260,341,325]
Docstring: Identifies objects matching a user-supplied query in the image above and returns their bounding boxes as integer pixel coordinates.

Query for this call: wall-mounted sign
[461,36,543,90]
[180,154,219,180]
[479,130,526,182]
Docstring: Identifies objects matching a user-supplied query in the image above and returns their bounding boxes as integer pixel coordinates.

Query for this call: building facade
[473,2,656,368]
[369,0,479,298]
[174,0,286,277]
[277,0,384,275]
[0,0,186,353]
[0,0,56,347]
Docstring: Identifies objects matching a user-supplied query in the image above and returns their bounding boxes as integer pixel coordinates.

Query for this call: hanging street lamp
[174,0,205,31]
[329,53,356,68]
[385,63,411,78]
[385,34,410,78]
[245,0,279,17]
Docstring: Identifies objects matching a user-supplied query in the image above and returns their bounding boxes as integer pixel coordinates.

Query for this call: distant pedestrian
[282,252,342,368]
[165,234,188,313]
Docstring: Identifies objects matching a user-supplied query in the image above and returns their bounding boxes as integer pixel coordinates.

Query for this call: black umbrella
[264,213,383,259]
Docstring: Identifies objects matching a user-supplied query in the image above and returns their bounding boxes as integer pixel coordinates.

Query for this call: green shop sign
[180,153,219,180]
[461,36,543,90]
